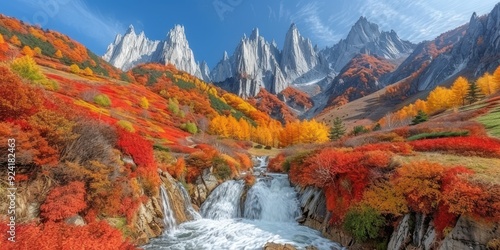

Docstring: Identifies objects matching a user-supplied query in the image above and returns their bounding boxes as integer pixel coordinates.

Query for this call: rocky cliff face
[280,24,320,84]
[103,25,207,81]
[295,186,499,250]
[320,17,415,73]
[103,25,160,72]
[410,3,500,91]
[210,28,286,97]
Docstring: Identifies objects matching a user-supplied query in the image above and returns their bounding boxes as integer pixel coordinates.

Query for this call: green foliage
[147,70,163,85]
[209,94,232,113]
[477,105,500,137]
[213,157,231,180]
[208,94,255,125]
[372,123,382,131]
[466,81,484,104]
[411,110,428,125]
[329,117,346,140]
[181,121,198,134]
[168,98,180,115]
[407,131,469,141]
[343,206,385,242]
[353,125,369,136]
[116,120,135,132]
[94,94,111,107]
[174,79,196,90]
[120,72,131,82]
[254,145,263,149]
[16,32,56,57]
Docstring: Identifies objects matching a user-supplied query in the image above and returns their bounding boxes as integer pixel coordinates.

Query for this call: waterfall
[253,155,268,174]
[147,157,344,250]
[200,180,245,220]
[175,182,202,220]
[244,174,301,222]
[160,185,177,230]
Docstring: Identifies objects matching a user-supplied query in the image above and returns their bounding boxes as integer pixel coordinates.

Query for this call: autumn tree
[451,76,469,106]
[83,67,93,76]
[54,49,63,58]
[34,47,42,56]
[477,73,495,96]
[11,55,45,81]
[70,64,80,74]
[139,96,149,109]
[9,35,21,46]
[427,86,453,113]
[329,117,346,141]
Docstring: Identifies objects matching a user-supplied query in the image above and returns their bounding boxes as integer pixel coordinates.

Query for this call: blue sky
[1,0,498,68]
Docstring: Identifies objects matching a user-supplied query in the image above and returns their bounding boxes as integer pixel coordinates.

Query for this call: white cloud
[358,0,499,42]
[293,2,341,46]
[17,0,124,47]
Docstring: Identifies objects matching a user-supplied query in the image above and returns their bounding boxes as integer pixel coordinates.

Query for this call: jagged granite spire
[103,25,207,81]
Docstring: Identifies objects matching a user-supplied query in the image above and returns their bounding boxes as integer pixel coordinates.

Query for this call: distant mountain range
[103,3,500,116]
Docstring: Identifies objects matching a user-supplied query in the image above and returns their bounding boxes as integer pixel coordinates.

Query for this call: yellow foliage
[139,96,150,109]
[54,49,63,59]
[70,64,80,74]
[83,67,93,76]
[451,76,469,106]
[427,86,453,113]
[33,47,42,56]
[9,35,21,46]
[477,73,495,96]
[0,34,4,44]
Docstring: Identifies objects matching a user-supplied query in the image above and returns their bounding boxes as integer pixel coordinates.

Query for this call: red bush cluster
[409,136,500,158]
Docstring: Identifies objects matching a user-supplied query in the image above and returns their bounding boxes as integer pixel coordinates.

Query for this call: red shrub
[434,202,458,236]
[409,136,500,158]
[354,142,413,155]
[268,153,286,173]
[40,181,87,221]
[0,221,136,250]
[116,128,155,169]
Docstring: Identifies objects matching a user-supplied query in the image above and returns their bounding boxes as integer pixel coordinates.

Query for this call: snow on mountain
[103,25,207,81]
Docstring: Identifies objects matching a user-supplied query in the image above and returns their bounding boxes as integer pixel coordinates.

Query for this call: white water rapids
[147,156,343,250]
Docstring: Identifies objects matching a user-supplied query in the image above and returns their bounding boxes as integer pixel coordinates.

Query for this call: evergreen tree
[329,117,346,141]
[411,110,428,125]
[466,81,483,104]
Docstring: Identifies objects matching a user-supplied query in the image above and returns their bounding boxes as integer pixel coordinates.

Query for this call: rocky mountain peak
[103,25,208,81]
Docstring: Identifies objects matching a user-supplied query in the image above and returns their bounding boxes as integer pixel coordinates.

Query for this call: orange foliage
[0,66,43,120]
[393,161,444,214]
[40,181,87,221]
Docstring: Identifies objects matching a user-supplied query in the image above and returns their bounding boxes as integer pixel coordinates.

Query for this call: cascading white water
[200,180,244,220]
[244,174,301,222]
[147,157,344,250]
[160,185,177,230]
[176,182,202,220]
